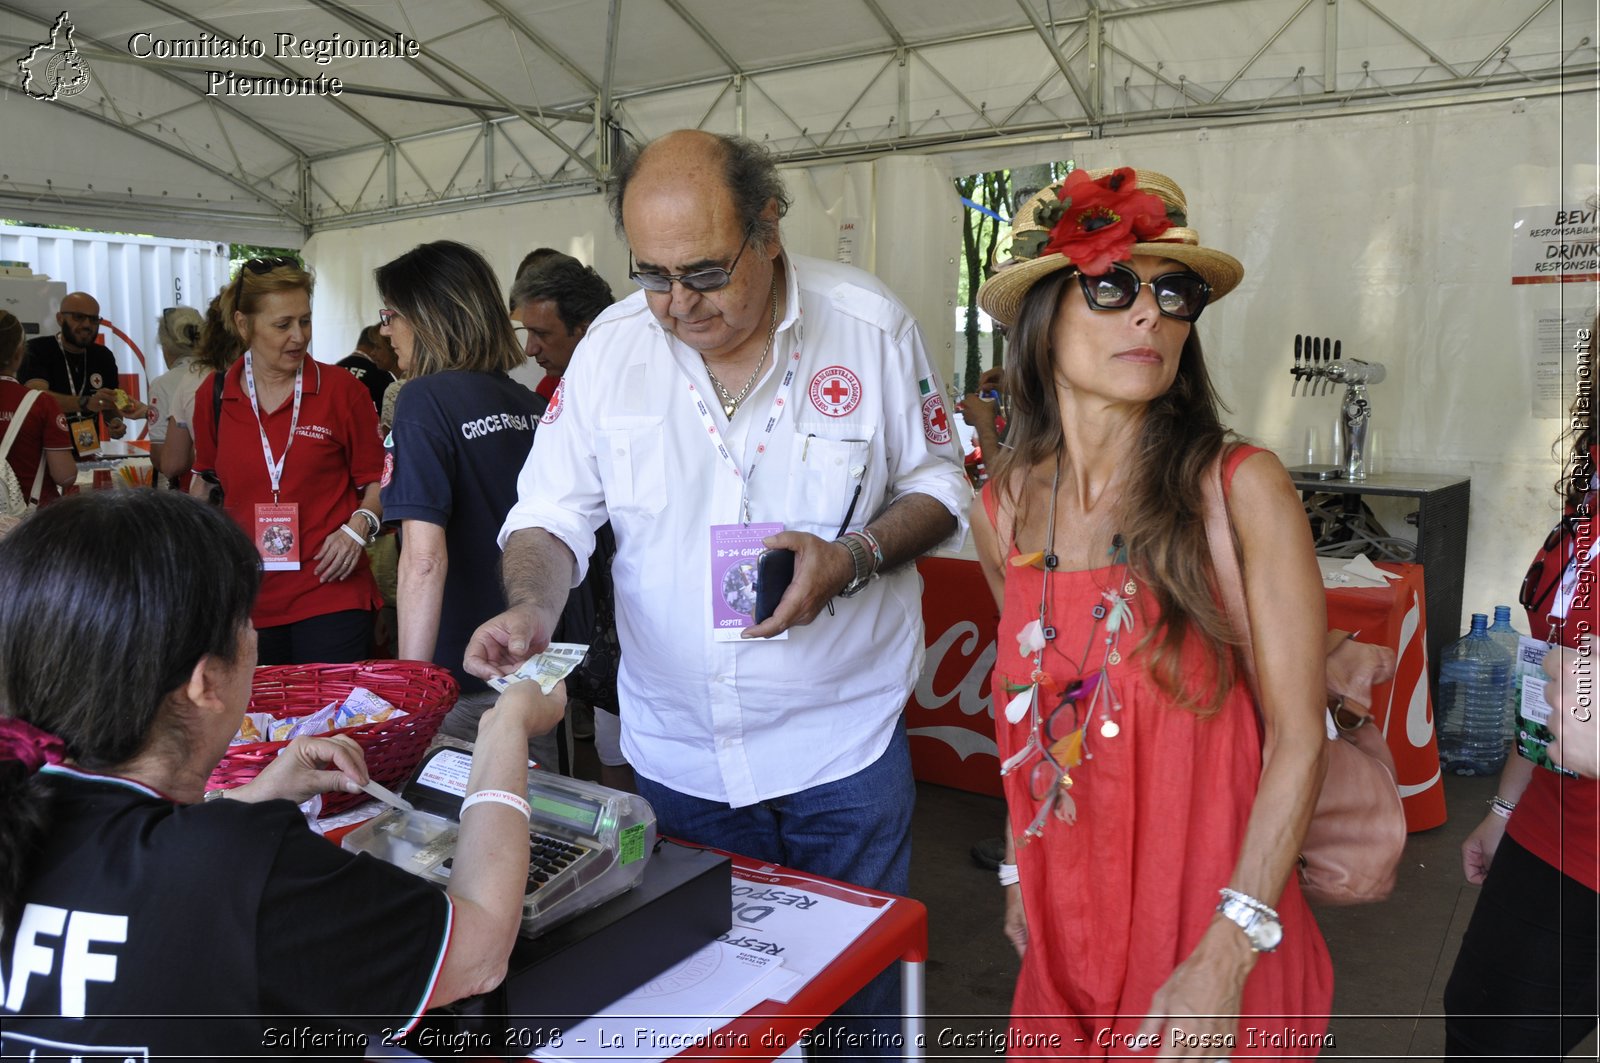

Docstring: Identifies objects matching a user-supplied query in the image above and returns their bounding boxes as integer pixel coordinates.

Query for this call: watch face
[1253,915,1284,951]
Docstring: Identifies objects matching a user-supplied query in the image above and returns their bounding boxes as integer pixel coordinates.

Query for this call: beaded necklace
[1000,452,1138,842]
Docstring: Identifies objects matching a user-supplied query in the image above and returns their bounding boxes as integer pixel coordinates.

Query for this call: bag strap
[0,387,42,464]
[1200,445,1263,705]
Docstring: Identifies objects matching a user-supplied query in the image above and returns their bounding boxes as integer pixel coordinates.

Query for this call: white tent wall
[302,153,962,391]
[938,92,1600,637]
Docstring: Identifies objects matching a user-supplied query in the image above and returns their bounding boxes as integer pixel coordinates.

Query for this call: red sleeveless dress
[984,447,1333,1057]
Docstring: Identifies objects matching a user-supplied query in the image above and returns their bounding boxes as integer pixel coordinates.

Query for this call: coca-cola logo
[908,620,998,763]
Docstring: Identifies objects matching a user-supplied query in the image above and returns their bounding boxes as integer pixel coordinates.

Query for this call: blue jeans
[636,720,915,1060]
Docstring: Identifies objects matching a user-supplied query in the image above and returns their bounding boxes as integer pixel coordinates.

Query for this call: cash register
[343,739,657,937]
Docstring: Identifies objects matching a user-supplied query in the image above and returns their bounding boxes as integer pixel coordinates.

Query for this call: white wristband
[338,523,368,547]
[460,789,531,819]
[997,861,1020,887]
[1488,797,1516,819]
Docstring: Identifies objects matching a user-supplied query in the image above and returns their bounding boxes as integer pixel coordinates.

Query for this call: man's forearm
[864,493,958,571]
[501,527,579,631]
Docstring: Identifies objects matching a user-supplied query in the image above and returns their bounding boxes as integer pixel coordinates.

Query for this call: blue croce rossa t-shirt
[381,371,546,693]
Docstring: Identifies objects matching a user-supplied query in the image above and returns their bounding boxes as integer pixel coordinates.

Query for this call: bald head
[608,130,791,254]
[56,292,102,352]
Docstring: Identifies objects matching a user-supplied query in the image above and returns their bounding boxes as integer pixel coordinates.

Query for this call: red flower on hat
[1039,167,1172,277]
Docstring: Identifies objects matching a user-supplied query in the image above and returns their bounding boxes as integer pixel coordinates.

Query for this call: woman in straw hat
[973,167,1333,1055]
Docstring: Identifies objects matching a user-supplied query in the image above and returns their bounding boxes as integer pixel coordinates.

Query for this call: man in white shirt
[467,129,968,1042]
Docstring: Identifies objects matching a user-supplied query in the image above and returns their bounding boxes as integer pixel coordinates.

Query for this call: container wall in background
[0,225,233,432]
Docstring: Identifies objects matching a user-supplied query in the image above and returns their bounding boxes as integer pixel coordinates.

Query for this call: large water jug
[1487,606,1523,742]
[1436,613,1513,776]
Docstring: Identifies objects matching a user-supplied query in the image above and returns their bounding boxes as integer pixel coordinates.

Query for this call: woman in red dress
[971,167,1333,1057]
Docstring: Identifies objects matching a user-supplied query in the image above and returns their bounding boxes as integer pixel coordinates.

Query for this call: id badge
[254,502,302,571]
[69,415,100,458]
[710,522,787,641]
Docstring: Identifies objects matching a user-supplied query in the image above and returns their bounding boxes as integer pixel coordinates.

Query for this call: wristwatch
[1216,890,1282,952]
[836,532,874,598]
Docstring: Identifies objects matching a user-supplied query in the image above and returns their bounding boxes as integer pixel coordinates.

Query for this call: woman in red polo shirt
[1445,316,1600,1056]
[191,258,385,665]
[0,310,76,510]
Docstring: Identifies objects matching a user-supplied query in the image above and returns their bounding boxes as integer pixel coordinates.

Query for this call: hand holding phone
[753,548,796,625]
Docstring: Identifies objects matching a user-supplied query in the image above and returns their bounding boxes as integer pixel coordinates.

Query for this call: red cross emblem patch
[922,393,951,445]
[808,366,862,418]
[381,451,394,488]
[541,379,564,425]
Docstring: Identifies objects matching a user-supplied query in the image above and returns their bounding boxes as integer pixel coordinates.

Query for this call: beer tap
[1288,335,1387,480]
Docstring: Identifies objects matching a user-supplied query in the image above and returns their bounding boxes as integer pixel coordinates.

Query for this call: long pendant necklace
[705,276,779,419]
[1001,451,1138,841]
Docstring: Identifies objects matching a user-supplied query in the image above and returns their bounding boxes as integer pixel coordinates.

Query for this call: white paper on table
[531,941,787,1063]
[720,864,894,1003]
[1318,555,1399,589]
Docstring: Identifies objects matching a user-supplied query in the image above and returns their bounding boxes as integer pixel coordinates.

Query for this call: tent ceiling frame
[3,0,1585,237]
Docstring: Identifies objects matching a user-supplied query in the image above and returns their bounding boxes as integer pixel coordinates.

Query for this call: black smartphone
[753,548,795,624]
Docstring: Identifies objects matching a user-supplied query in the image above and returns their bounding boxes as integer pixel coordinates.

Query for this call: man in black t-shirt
[21,291,145,441]
[336,324,399,413]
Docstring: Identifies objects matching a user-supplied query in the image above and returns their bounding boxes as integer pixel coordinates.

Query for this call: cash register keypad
[439,832,591,894]
[527,831,591,893]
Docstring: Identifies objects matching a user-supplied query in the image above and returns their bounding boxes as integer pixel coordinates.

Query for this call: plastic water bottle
[1487,606,1523,742]
[1436,613,1513,776]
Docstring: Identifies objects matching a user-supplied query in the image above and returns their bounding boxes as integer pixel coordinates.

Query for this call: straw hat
[976,166,1243,329]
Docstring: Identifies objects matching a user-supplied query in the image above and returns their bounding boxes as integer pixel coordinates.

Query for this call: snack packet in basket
[333,686,405,729]
[488,643,589,694]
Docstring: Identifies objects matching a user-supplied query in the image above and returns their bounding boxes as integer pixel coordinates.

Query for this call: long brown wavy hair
[989,269,1239,714]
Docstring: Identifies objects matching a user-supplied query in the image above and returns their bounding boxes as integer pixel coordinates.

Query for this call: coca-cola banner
[906,558,1003,797]
[906,557,1446,831]
[1325,563,1448,832]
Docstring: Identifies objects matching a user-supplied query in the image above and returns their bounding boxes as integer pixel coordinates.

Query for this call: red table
[904,557,1446,831]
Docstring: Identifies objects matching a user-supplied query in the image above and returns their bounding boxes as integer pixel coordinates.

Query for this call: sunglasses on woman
[1076,263,1211,323]
[244,256,300,274]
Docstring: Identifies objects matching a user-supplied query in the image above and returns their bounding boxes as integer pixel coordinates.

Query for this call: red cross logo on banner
[541,378,564,425]
[808,365,862,418]
[922,393,951,445]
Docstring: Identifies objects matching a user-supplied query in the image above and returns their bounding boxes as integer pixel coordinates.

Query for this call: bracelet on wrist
[997,861,1020,887]
[460,789,532,819]
[338,523,369,548]
[1488,796,1516,819]
[352,507,381,539]
[1217,886,1279,920]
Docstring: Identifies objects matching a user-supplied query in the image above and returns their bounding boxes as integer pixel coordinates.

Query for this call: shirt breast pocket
[597,418,667,516]
[784,429,876,538]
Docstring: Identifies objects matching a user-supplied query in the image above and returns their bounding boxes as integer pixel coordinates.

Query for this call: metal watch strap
[837,532,874,597]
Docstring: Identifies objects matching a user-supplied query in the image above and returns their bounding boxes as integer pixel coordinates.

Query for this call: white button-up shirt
[501,253,971,806]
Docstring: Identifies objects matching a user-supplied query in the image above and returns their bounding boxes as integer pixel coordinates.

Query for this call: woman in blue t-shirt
[376,241,558,762]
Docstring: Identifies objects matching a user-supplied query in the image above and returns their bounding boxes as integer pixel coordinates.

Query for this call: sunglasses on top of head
[629,231,752,294]
[1074,263,1211,323]
[243,256,300,274]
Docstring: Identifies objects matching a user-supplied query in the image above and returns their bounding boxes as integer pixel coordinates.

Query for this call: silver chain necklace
[705,276,779,419]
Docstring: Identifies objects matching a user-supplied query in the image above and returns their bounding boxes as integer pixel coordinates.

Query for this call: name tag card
[710,522,785,642]
[254,501,301,571]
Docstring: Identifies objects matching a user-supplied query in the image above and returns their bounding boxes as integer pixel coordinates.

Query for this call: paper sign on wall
[1512,205,1599,285]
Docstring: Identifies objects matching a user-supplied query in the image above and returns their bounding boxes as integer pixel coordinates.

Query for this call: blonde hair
[223,259,313,348]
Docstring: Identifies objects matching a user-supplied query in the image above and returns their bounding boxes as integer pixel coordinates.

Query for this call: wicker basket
[208,660,458,815]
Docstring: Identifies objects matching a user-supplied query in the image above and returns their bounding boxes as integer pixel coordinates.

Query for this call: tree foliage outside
[953,161,1072,392]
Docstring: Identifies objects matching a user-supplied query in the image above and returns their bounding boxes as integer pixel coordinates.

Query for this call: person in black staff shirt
[377,240,565,770]
[0,489,565,1060]
[21,291,145,443]
[337,323,400,413]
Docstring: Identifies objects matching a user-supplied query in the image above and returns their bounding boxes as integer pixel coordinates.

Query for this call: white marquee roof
[1,0,1593,243]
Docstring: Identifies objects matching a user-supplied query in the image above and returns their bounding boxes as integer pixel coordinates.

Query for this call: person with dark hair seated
[0,490,564,1058]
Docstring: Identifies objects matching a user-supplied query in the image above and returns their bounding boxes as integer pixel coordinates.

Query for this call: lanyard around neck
[677,320,802,525]
[58,336,87,397]
[242,351,304,502]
